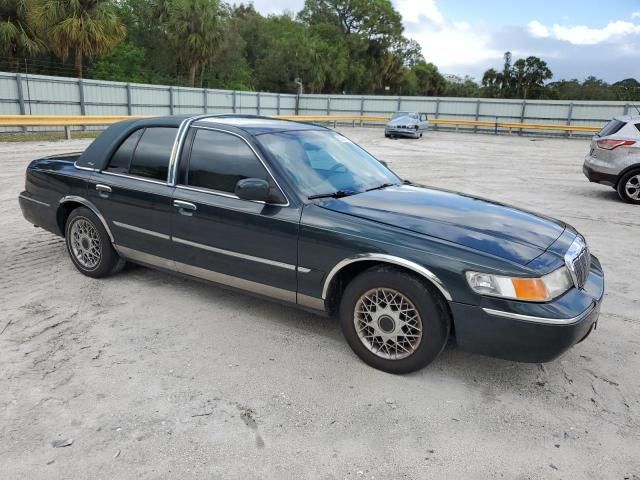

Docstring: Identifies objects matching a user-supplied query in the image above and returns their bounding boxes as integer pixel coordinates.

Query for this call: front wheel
[65,207,125,278]
[339,266,450,374]
[616,169,640,204]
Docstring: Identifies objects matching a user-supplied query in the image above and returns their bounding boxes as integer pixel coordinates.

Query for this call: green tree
[165,0,224,87]
[88,41,151,83]
[444,75,480,97]
[0,0,43,69]
[511,56,552,99]
[482,52,552,99]
[31,0,125,78]
[412,60,445,96]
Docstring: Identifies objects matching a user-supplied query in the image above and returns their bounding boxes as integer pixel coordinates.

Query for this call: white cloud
[528,20,550,38]
[409,21,501,72]
[632,11,640,19]
[395,0,443,24]
[528,20,640,45]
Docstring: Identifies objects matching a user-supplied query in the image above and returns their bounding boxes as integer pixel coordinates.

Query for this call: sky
[245,0,640,83]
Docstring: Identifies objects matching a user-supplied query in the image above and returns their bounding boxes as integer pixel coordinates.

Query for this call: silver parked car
[583,115,640,204]
[385,112,428,139]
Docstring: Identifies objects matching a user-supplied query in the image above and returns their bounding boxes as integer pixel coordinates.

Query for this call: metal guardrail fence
[0,114,603,139]
[1,71,627,137]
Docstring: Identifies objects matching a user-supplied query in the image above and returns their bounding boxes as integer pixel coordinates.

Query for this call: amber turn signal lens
[511,278,549,301]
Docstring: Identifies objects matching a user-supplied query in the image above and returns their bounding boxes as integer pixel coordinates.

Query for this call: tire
[339,265,450,374]
[65,207,125,278]
[616,169,640,204]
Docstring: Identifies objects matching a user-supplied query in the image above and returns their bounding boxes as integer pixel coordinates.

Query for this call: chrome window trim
[321,253,452,301]
[101,170,168,186]
[176,125,290,207]
[173,236,297,271]
[112,221,171,240]
[19,194,50,208]
[74,161,99,172]
[59,195,115,242]
[482,303,596,326]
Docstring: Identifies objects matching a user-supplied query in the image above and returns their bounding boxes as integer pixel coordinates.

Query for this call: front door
[170,127,299,302]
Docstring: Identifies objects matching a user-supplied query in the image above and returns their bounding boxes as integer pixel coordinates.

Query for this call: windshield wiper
[365,182,397,192]
[308,190,358,200]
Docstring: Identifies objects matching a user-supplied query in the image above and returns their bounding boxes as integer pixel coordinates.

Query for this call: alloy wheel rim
[353,288,423,360]
[625,174,640,200]
[70,218,101,269]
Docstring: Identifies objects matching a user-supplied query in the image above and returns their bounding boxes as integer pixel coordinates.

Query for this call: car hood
[387,116,418,127]
[318,185,566,265]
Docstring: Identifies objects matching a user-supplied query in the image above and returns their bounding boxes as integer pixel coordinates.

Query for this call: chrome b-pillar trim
[168,114,231,186]
[321,253,453,301]
[59,195,114,242]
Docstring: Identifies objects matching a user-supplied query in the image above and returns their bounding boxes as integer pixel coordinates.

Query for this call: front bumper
[451,256,605,363]
[385,127,419,137]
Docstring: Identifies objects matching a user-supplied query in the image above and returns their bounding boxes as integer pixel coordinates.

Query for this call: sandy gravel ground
[0,129,639,479]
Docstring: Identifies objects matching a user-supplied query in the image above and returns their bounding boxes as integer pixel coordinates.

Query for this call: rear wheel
[616,169,640,204]
[339,266,450,374]
[65,207,124,278]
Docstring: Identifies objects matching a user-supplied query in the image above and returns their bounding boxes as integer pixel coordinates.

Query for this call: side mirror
[235,178,270,202]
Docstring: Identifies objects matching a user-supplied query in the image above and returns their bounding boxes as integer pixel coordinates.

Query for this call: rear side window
[106,129,143,173]
[597,119,626,137]
[635,123,640,133]
[129,127,177,181]
[186,129,269,193]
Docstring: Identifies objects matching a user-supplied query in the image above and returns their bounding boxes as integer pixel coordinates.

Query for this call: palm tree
[31,0,125,78]
[0,0,43,70]
[166,0,223,87]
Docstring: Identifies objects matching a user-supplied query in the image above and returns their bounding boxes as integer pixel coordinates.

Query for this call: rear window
[597,119,626,137]
[106,129,143,173]
[129,127,177,181]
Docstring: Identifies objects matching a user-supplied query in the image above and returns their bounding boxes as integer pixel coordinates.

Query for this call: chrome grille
[564,236,591,289]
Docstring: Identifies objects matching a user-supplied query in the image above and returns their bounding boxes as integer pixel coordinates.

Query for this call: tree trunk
[75,51,83,79]
[188,62,198,87]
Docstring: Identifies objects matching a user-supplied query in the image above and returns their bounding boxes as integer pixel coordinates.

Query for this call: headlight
[465,267,573,302]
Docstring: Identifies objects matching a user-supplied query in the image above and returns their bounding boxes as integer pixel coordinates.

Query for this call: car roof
[76,114,328,170]
[194,115,328,135]
[615,115,640,123]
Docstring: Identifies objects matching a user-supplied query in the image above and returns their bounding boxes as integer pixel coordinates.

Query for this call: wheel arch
[322,254,452,315]
[615,163,640,186]
[57,196,114,242]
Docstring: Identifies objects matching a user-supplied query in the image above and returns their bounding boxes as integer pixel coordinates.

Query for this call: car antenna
[631,103,640,115]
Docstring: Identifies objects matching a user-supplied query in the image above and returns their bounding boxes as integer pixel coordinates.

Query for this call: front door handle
[96,184,112,198]
[173,200,197,216]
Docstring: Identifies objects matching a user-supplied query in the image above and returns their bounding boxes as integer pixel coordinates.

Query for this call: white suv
[583,115,640,204]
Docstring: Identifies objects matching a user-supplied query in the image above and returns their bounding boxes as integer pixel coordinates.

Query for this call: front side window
[186,129,269,193]
[256,130,399,198]
[129,127,177,181]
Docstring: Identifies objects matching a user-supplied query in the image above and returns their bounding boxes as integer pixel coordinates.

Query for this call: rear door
[170,127,300,301]
[88,126,177,266]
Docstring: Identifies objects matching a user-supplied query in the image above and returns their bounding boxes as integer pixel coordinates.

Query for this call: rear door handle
[173,200,197,216]
[96,184,112,198]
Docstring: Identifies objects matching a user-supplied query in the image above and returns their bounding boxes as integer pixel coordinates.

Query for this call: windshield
[256,130,400,198]
[392,111,413,119]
